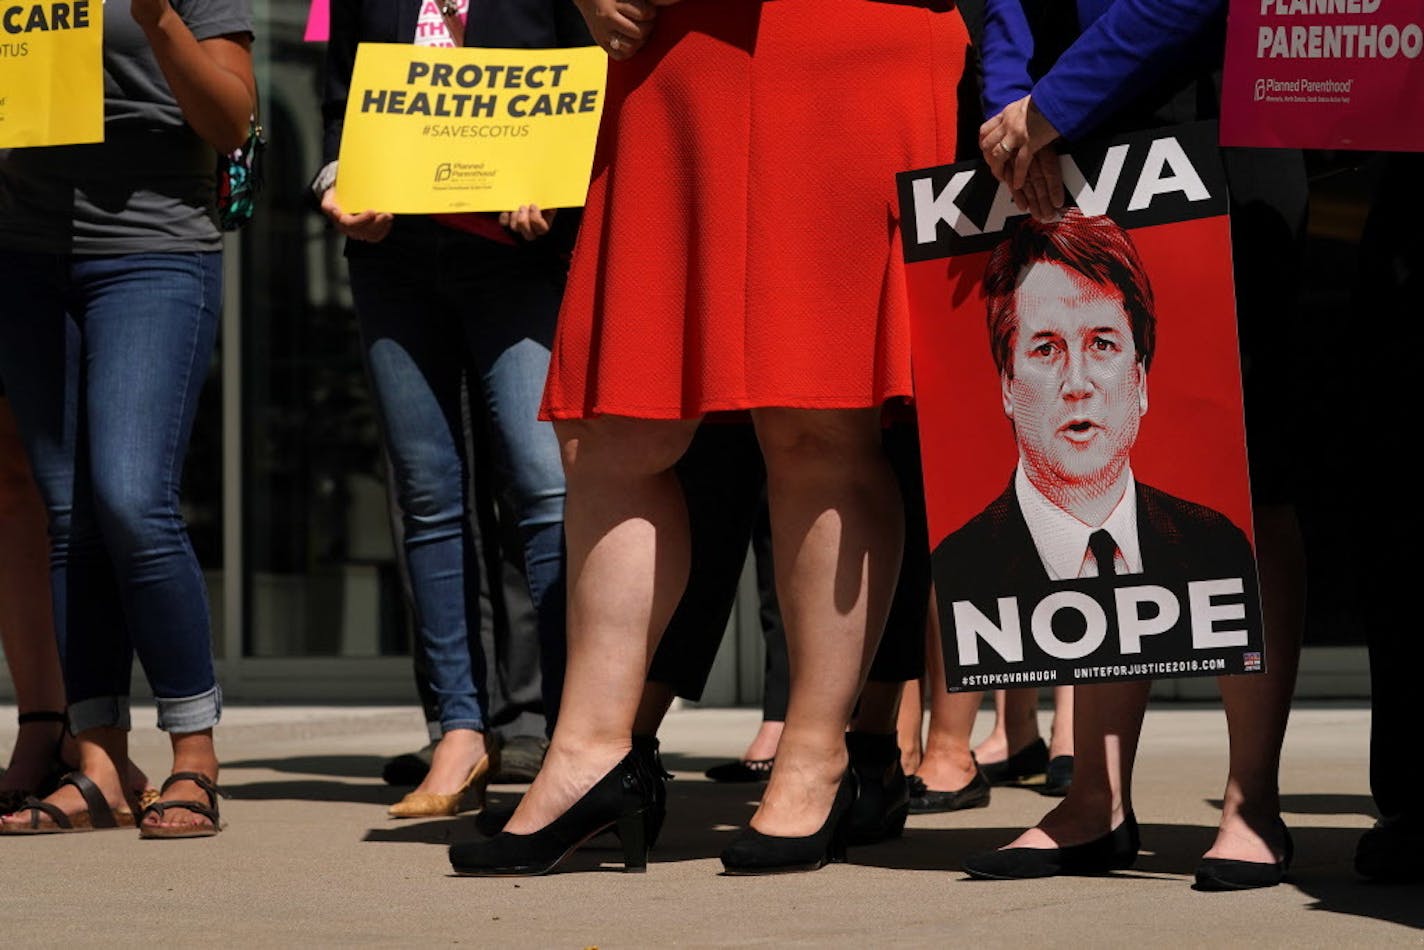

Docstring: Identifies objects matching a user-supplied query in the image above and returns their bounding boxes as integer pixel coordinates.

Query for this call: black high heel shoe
[448,752,651,876]
[631,735,671,849]
[962,813,1140,880]
[474,737,672,848]
[1194,818,1293,891]
[720,771,858,875]
[844,732,909,845]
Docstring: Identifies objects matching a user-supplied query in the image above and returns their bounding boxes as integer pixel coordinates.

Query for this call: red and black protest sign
[897,122,1265,692]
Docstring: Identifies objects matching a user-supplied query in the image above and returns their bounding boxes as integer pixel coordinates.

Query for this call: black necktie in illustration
[1088,529,1120,577]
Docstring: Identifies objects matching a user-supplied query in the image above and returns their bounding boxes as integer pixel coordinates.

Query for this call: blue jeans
[0,250,222,734]
[348,230,567,735]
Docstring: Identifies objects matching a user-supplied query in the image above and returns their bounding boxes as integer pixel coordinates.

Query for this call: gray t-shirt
[0,0,253,255]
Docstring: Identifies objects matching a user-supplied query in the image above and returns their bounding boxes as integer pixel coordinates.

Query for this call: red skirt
[543,0,970,420]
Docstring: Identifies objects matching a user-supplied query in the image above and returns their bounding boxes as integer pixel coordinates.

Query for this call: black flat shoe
[448,752,651,876]
[720,771,857,875]
[1040,755,1074,797]
[907,768,991,814]
[1195,820,1293,891]
[704,758,773,783]
[845,732,909,845]
[978,737,1049,786]
[1355,813,1424,883]
[963,813,1140,880]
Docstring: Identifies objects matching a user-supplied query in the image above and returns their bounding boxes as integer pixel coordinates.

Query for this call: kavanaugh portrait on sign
[898,122,1265,691]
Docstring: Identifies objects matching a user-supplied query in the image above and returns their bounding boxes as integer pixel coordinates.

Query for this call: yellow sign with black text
[335,43,607,213]
[0,0,104,146]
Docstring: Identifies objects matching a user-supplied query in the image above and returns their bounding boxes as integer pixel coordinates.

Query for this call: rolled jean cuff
[68,696,132,734]
[155,685,223,734]
[440,718,484,735]
[426,720,444,743]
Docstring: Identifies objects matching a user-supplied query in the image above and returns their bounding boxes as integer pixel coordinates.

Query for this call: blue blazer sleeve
[981,0,1036,118]
[1031,0,1226,141]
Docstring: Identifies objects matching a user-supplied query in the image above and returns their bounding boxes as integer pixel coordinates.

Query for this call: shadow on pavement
[224,777,400,806]
[1293,869,1424,931]
[225,754,387,779]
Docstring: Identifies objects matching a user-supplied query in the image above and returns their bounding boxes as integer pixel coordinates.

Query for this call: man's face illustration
[1001,262,1148,494]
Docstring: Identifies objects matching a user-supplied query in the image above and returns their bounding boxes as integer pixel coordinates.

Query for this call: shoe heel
[885,802,909,840]
[644,805,665,852]
[618,809,649,873]
[828,812,852,864]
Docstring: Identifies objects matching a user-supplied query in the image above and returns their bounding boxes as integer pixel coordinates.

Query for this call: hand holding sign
[319,186,394,243]
[979,94,1062,193]
[500,205,557,240]
[1016,147,1066,223]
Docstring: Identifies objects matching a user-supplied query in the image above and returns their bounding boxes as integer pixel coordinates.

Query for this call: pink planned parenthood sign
[1221,0,1424,151]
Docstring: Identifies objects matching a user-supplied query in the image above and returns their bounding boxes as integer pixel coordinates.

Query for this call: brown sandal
[139,771,225,839]
[0,772,137,834]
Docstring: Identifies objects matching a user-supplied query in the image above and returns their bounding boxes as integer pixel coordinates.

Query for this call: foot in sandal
[140,771,224,838]
[0,771,136,834]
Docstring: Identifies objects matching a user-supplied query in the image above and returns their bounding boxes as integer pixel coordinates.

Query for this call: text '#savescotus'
[896,122,1229,262]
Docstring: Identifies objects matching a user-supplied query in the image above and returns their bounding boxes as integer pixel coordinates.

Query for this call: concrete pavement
[0,703,1417,948]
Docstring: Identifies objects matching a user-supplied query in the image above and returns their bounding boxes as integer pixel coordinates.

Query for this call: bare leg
[0,402,149,802]
[504,417,699,835]
[406,728,490,798]
[972,691,1010,764]
[916,598,983,792]
[1048,686,1074,760]
[896,675,924,775]
[0,400,67,795]
[1004,680,1149,849]
[742,720,784,762]
[747,407,902,837]
[1205,504,1304,863]
[977,689,1044,764]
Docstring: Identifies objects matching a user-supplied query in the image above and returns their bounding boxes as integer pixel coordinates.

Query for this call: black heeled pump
[474,737,672,849]
[631,735,671,849]
[1194,819,1293,891]
[962,813,1140,880]
[449,752,652,876]
[845,732,909,845]
[720,771,858,875]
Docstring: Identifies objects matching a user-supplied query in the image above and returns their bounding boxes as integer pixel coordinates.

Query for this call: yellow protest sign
[335,43,607,213]
[0,0,104,146]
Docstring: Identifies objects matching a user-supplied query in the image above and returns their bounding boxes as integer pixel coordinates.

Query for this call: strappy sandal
[139,771,225,839]
[0,772,137,834]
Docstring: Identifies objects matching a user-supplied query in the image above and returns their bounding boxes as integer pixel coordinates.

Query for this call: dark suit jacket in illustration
[934,484,1258,675]
[932,477,1261,621]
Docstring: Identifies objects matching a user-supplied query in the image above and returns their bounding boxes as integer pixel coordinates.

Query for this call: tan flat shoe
[388,741,500,819]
